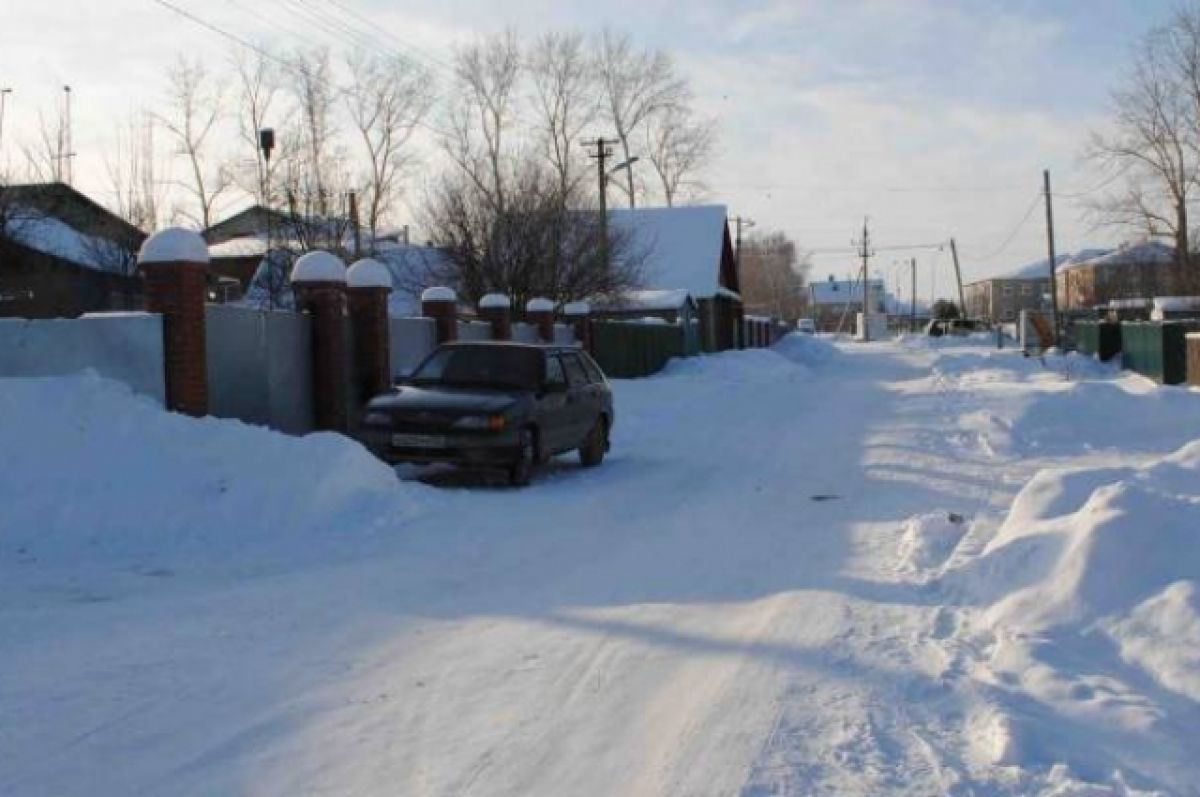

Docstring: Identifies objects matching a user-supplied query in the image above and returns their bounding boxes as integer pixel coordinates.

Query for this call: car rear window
[411,346,542,390]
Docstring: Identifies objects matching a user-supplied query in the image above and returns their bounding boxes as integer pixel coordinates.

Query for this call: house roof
[607,205,738,299]
[1063,241,1174,270]
[593,289,696,313]
[810,278,885,306]
[1,183,147,273]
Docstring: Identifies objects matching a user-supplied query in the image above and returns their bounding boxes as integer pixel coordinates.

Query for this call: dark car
[358,341,614,485]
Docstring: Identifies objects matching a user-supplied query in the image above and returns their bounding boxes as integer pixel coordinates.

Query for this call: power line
[147,0,289,66]
[972,192,1043,261]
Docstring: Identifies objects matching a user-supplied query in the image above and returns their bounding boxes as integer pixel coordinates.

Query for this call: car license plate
[391,433,448,448]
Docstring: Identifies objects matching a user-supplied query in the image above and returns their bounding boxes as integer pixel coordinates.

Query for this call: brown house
[0,182,147,318]
[1056,242,1179,311]
[607,205,743,351]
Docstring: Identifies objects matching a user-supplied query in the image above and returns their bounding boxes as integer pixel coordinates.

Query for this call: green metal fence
[590,320,697,378]
[1074,321,1122,361]
[1120,321,1200,384]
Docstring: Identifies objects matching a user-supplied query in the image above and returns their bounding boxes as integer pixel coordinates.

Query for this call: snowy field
[3,335,1200,796]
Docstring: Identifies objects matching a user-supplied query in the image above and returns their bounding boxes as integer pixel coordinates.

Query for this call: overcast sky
[0,0,1175,296]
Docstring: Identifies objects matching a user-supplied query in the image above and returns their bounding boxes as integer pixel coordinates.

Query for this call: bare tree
[345,51,435,245]
[738,231,810,323]
[645,105,715,206]
[1089,13,1197,290]
[159,57,232,229]
[285,47,342,218]
[528,31,597,196]
[594,30,688,208]
[230,46,290,207]
[421,156,644,309]
[22,108,68,184]
[444,31,523,214]
[106,113,165,235]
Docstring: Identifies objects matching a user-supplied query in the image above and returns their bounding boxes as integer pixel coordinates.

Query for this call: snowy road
[3,336,1200,795]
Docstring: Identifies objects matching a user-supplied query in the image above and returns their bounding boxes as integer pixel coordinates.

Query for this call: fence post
[138,227,210,417]
[479,293,512,340]
[347,257,393,400]
[527,297,555,342]
[291,251,349,432]
[563,301,591,351]
[421,287,458,344]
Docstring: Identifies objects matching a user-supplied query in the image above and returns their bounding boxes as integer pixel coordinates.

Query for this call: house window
[1002,285,1014,296]
[1004,309,1016,320]
[1021,284,1032,295]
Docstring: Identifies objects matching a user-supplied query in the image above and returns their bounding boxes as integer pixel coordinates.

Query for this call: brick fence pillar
[563,301,591,351]
[479,293,512,340]
[421,287,458,344]
[291,251,349,433]
[138,227,210,417]
[347,257,393,400]
[527,297,556,342]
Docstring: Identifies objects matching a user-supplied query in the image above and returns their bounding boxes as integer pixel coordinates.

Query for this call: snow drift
[0,373,406,573]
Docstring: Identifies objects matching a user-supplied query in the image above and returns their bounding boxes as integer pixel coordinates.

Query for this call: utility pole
[348,190,361,257]
[910,257,918,333]
[0,88,11,154]
[949,238,966,318]
[1044,168,1060,344]
[583,137,620,268]
[62,85,74,185]
[854,217,874,341]
[733,215,756,267]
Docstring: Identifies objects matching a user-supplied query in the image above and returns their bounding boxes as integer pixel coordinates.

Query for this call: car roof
[439,340,581,355]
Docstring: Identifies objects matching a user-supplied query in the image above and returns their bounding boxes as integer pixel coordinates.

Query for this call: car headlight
[362,411,392,426]
[452,415,507,431]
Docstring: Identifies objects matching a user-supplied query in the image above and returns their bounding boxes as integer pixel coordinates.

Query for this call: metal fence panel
[0,312,165,402]
[389,316,437,376]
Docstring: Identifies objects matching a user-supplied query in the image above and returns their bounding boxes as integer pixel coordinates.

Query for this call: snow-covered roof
[810,278,885,306]
[1065,241,1175,270]
[526,298,555,313]
[4,208,134,273]
[595,289,694,312]
[608,205,731,299]
[563,301,590,316]
[208,235,268,259]
[139,227,210,265]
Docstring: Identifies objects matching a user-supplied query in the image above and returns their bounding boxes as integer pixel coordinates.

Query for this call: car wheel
[509,427,537,486]
[579,417,607,468]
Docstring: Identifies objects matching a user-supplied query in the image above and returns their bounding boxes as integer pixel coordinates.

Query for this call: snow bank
[772,332,839,366]
[0,373,405,572]
[896,512,968,571]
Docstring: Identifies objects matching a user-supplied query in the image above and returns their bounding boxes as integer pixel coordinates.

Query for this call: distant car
[925,318,978,337]
[796,318,816,335]
[358,341,614,486]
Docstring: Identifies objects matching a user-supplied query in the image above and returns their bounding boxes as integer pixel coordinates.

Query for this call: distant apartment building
[1055,242,1178,311]
[964,277,1051,321]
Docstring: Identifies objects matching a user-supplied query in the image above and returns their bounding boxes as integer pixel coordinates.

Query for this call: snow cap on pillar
[479,293,511,309]
[563,301,590,316]
[138,227,210,265]
[291,250,347,284]
[527,297,555,313]
[421,286,457,302]
[346,257,392,289]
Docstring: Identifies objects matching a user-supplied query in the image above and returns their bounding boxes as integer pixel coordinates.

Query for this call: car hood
[368,385,522,415]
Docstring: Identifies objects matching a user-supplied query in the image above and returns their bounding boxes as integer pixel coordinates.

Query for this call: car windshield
[410,346,542,390]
